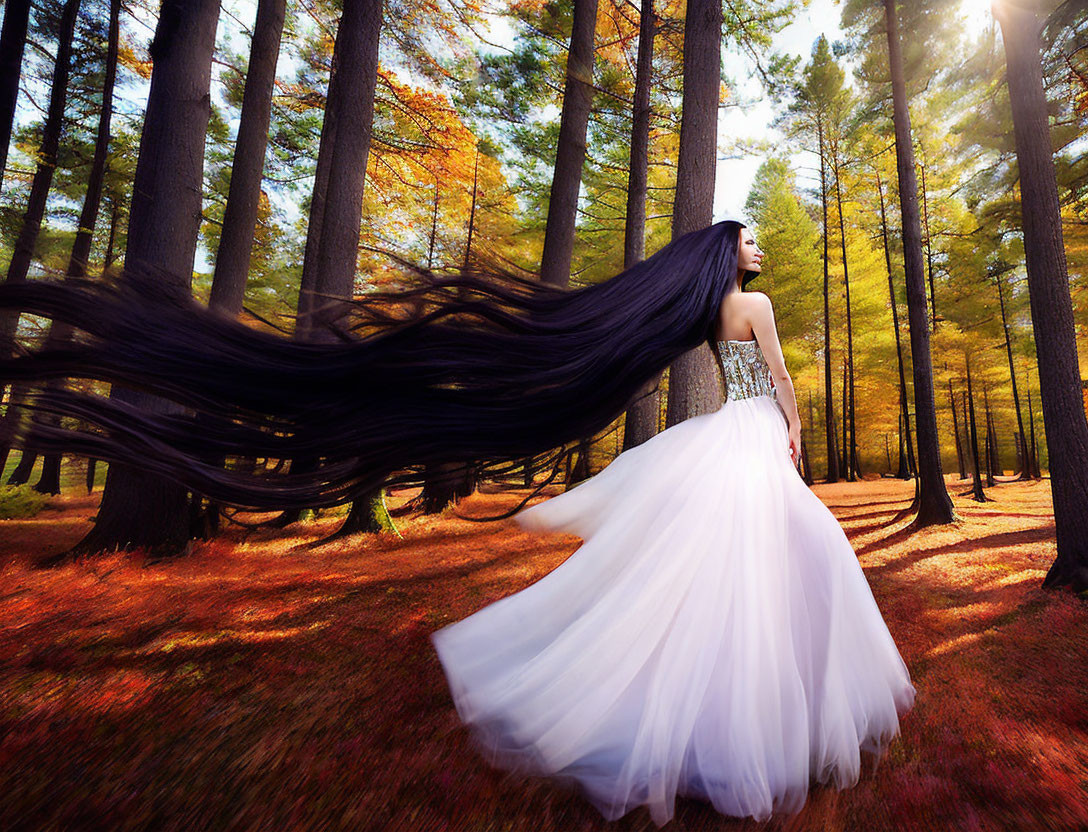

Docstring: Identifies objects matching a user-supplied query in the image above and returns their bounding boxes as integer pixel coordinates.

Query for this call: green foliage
[0,485,49,520]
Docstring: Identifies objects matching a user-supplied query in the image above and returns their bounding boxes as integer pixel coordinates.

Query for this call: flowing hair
[0,219,752,514]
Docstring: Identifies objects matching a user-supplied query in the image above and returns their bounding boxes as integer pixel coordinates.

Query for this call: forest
[2,0,1088,829]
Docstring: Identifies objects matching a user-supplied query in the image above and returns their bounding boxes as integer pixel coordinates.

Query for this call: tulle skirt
[430,392,916,826]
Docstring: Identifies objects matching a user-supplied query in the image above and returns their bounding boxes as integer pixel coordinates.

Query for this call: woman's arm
[748,293,801,432]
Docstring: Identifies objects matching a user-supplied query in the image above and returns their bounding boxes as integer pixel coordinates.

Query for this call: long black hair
[0,220,751,512]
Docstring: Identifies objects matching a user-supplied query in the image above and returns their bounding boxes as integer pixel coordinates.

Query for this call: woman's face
[737,228,764,275]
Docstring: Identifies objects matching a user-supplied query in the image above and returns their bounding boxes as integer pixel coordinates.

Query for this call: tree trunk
[983,383,997,486]
[949,378,965,479]
[305,0,385,538]
[918,151,938,331]
[840,354,849,477]
[665,0,723,427]
[326,486,395,539]
[877,170,914,480]
[995,269,1032,481]
[833,154,857,481]
[295,36,343,339]
[35,0,122,498]
[539,0,599,287]
[1,0,81,345]
[620,0,658,451]
[883,0,955,525]
[1026,380,1041,479]
[198,0,285,530]
[8,448,36,485]
[309,0,382,334]
[68,0,223,560]
[820,119,838,482]
[996,0,1088,591]
[0,0,31,195]
[208,0,286,316]
[964,368,987,503]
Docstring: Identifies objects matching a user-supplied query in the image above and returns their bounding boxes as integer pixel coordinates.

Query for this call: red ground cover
[1,474,1086,831]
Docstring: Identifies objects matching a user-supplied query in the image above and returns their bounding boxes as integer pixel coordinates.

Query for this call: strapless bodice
[716,339,776,402]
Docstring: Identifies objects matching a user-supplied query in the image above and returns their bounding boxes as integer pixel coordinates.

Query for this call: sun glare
[960,0,997,38]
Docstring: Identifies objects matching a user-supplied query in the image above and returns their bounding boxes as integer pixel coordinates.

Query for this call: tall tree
[828,98,859,481]
[0,0,32,194]
[876,166,916,479]
[67,0,222,558]
[991,258,1033,481]
[882,0,955,525]
[208,0,286,316]
[0,0,81,483]
[664,0,723,427]
[33,0,122,496]
[1,0,81,339]
[621,0,659,452]
[994,0,1088,591]
[304,0,388,539]
[539,0,599,288]
[963,355,988,502]
[777,35,845,480]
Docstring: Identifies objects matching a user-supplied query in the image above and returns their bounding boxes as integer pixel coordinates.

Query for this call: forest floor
[1,472,1086,832]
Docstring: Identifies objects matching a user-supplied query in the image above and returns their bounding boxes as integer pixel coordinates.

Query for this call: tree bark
[820,119,838,482]
[833,153,857,481]
[69,0,222,559]
[1026,377,1041,479]
[918,150,938,331]
[0,0,31,195]
[34,0,122,497]
[1,0,81,341]
[995,268,1032,481]
[964,357,988,502]
[882,0,955,525]
[983,382,998,485]
[877,170,915,480]
[621,0,659,451]
[208,0,286,316]
[949,378,965,479]
[664,0,723,427]
[539,0,599,287]
[302,0,386,538]
[996,0,1088,591]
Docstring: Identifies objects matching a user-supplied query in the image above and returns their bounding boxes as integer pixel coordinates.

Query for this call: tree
[33,0,122,496]
[882,0,955,526]
[304,0,387,539]
[1,0,81,339]
[539,0,599,289]
[67,0,222,558]
[664,0,723,427]
[0,0,81,482]
[207,0,286,316]
[621,0,659,452]
[777,35,846,481]
[994,0,1088,592]
[0,0,32,196]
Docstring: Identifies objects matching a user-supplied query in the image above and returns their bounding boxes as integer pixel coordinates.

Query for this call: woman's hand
[788,421,801,464]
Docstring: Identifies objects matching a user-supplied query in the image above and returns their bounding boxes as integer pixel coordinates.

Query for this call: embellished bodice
[716,339,776,402]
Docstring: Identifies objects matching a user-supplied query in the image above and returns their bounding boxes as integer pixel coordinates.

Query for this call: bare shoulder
[740,291,773,316]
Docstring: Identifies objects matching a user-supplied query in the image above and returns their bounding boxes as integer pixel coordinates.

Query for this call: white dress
[430,338,916,826]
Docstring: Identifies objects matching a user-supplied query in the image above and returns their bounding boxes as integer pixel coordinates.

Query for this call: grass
[1,471,1086,831]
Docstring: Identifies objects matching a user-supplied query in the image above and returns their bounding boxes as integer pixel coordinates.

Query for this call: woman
[0,219,914,824]
[430,225,916,826]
